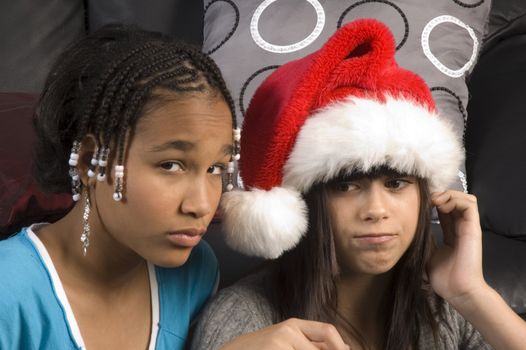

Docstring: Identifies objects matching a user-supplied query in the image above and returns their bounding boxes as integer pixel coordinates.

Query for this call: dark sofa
[1,0,525,319]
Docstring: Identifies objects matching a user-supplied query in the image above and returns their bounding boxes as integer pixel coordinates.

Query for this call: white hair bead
[72,193,81,201]
[70,153,79,160]
[90,158,98,166]
[115,165,124,172]
[226,183,234,191]
[113,192,122,201]
[97,173,106,182]
[233,153,241,161]
[87,169,95,177]
[99,159,107,167]
[68,159,78,166]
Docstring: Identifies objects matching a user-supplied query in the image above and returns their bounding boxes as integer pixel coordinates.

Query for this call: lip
[353,233,397,244]
[167,228,206,248]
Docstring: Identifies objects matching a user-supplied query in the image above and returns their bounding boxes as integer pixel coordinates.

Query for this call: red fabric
[0,93,72,238]
[240,19,436,191]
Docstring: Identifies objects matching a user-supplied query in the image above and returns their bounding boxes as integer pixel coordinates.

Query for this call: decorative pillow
[0,0,85,92]
[0,93,72,239]
[87,0,205,46]
[203,0,491,193]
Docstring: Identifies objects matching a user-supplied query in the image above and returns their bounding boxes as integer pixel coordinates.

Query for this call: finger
[311,342,351,350]
[291,319,348,350]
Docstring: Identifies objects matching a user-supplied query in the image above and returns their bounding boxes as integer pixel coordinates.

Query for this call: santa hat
[221,19,463,259]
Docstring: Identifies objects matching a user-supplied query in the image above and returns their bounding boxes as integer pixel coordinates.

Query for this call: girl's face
[327,172,420,276]
[92,95,232,267]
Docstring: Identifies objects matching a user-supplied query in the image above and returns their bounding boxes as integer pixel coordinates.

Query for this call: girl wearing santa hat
[192,19,526,350]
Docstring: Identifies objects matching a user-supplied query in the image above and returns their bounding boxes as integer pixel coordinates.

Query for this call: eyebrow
[149,140,234,156]
[149,140,194,152]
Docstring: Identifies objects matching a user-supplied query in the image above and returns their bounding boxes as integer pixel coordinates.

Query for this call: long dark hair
[267,169,442,349]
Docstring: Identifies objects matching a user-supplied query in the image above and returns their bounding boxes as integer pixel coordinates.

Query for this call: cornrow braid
[99,52,188,146]
[80,43,159,179]
[178,46,240,189]
[33,24,238,201]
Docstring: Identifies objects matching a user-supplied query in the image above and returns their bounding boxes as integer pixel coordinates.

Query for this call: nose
[180,177,213,219]
[360,182,389,222]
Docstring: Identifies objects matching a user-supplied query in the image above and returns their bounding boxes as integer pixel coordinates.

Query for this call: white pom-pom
[220,187,308,259]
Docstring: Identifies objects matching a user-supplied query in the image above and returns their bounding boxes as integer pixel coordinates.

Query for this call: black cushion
[0,1,85,92]
[466,34,526,315]
[87,0,204,47]
[466,34,526,240]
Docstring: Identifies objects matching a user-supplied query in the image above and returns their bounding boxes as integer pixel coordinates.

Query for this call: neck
[335,271,394,348]
[37,202,146,292]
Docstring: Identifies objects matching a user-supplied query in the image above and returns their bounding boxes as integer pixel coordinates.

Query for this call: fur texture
[220,187,308,259]
[283,96,464,193]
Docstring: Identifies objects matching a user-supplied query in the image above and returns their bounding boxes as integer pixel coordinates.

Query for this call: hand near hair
[428,190,484,301]
[429,190,526,350]
[219,318,350,350]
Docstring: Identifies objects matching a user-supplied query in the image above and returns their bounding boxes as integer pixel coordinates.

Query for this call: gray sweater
[191,271,492,350]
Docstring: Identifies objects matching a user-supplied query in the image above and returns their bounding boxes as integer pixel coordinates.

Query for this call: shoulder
[0,229,45,292]
[420,295,492,349]
[0,228,75,349]
[191,270,276,350]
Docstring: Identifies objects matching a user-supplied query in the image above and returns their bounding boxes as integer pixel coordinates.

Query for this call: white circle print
[421,15,479,78]
[250,0,325,53]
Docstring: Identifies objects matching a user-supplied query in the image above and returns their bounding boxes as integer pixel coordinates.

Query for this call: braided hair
[33,24,238,199]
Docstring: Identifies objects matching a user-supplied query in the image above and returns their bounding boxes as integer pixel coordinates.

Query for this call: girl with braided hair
[0,24,239,349]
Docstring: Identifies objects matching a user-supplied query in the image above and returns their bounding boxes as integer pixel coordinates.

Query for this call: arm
[429,191,526,350]
[191,278,349,350]
[220,318,350,350]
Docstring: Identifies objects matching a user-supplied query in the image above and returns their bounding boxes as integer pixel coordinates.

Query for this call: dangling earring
[80,190,91,256]
[68,141,82,201]
[226,128,241,191]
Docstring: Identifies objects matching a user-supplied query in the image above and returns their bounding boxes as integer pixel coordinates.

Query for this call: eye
[160,162,183,172]
[385,178,411,190]
[207,164,226,175]
[335,182,358,192]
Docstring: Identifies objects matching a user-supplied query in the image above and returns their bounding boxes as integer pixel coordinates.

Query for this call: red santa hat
[221,19,463,259]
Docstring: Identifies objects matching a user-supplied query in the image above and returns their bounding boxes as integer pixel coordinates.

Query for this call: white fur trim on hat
[220,187,308,259]
[283,96,464,192]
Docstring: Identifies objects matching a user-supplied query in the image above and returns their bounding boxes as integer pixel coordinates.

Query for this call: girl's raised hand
[428,190,486,305]
[429,190,526,350]
[220,318,350,350]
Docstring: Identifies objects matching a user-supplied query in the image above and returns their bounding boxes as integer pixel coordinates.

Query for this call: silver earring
[80,191,91,256]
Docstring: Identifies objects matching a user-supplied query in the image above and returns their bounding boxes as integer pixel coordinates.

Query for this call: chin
[359,257,398,275]
[150,249,193,268]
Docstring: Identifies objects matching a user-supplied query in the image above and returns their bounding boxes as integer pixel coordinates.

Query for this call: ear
[77,134,97,186]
